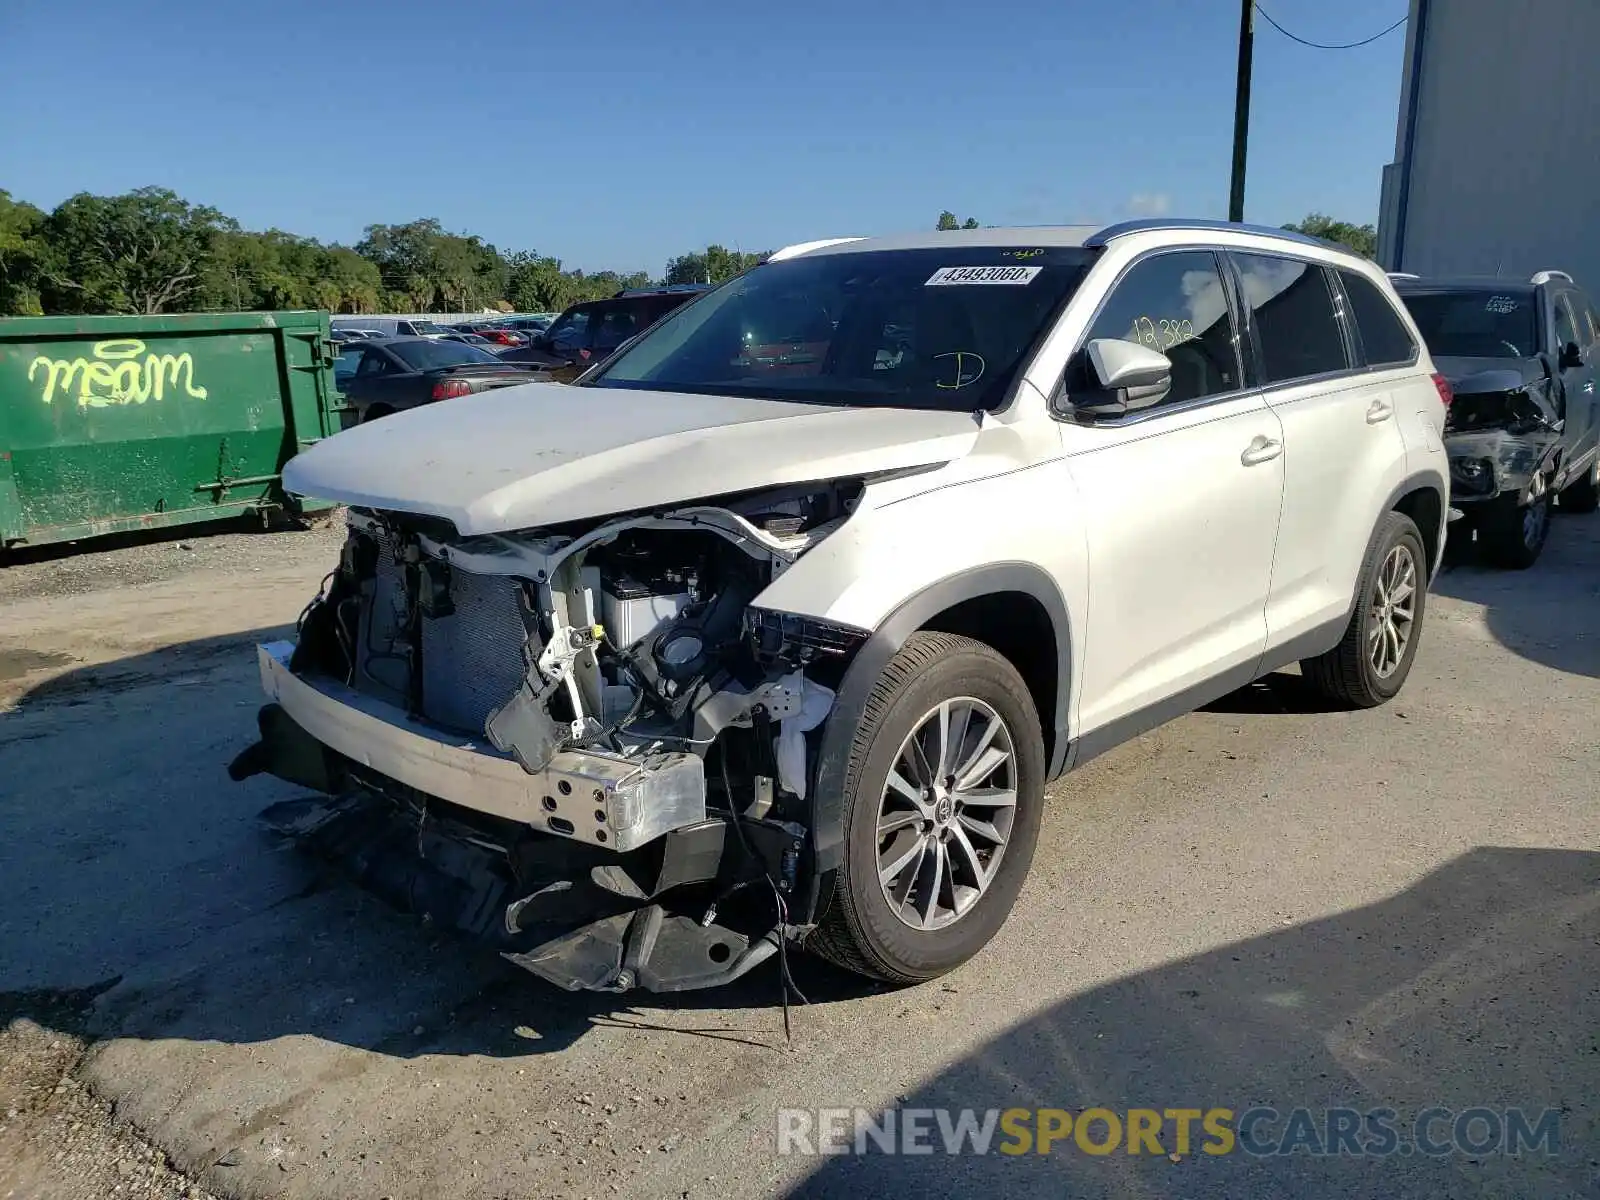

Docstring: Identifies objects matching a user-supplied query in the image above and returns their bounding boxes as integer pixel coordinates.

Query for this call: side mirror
[1062,339,1173,418]
[1560,340,1585,370]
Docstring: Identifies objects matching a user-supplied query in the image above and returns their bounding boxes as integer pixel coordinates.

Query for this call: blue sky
[0,0,1408,277]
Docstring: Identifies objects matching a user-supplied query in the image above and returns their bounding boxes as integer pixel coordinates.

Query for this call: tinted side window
[547,310,592,350]
[356,350,394,376]
[1338,270,1418,367]
[1231,254,1349,384]
[1082,251,1240,405]
[334,346,365,383]
[592,309,640,353]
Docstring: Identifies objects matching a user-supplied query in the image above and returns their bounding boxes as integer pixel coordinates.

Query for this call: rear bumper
[254,641,705,852]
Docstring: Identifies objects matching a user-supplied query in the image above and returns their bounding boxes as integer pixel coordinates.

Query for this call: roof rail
[1084,218,1335,251]
[766,237,867,262]
[1387,271,1420,280]
[613,283,713,297]
[1531,269,1573,286]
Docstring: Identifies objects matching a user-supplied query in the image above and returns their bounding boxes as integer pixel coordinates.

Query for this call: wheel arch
[1391,472,1446,580]
[803,563,1073,921]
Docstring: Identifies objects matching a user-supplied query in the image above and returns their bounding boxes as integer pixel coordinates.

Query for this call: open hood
[284,382,980,534]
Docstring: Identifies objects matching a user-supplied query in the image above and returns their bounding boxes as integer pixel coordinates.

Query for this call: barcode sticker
[925,266,1042,286]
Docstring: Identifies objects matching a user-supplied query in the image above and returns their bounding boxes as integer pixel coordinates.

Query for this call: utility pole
[1228,0,1254,223]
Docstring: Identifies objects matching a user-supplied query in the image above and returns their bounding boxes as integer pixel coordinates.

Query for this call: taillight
[431,378,472,400]
[1431,372,1453,408]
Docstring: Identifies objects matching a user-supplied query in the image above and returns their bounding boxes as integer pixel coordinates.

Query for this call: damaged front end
[1442,368,1563,504]
[230,483,868,993]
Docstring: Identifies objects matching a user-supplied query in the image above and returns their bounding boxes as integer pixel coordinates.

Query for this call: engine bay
[283,480,865,853]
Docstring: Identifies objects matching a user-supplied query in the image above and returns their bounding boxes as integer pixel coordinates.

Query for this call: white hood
[286,382,981,534]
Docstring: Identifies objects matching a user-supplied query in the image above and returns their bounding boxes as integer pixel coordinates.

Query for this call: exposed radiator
[351,525,538,736]
[421,565,538,735]
[354,529,410,706]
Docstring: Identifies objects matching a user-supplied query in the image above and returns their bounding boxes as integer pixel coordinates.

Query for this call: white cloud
[1126,193,1173,218]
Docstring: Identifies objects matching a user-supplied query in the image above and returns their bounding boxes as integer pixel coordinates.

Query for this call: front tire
[809,632,1045,984]
[1301,511,1427,708]
[1478,481,1551,569]
[1559,457,1600,514]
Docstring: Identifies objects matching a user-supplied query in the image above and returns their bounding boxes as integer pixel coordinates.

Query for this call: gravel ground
[2,513,1598,1199]
[0,1013,220,1200]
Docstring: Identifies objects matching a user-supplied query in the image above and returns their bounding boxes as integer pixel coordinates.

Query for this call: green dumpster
[0,310,340,550]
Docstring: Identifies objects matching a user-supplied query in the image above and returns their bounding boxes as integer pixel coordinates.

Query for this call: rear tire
[808,632,1045,984]
[362,404,395,424]
[1479,483,1551,569]
[1559,458,1600,514]
[1301,511,1427,708]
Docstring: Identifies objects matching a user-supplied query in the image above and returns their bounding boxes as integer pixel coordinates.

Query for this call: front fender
[754,470,1085,917]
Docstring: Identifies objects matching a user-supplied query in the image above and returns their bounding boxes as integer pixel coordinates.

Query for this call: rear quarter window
[1339,270,1419,367]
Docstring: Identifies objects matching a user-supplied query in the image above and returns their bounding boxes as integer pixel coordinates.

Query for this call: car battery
[601,577,693,648]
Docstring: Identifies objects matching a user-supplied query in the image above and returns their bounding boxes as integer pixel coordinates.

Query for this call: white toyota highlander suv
[231,220,1451,994]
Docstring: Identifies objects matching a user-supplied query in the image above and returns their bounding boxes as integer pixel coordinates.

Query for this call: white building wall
[1379,0,1600,290]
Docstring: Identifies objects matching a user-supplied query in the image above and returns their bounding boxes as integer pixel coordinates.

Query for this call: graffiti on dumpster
[27,339,210,409]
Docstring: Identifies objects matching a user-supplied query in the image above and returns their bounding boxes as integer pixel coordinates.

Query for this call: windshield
[409,320,449,336]
[390,339,504,370]
[585,246,1095,410]
[1399,289,1539,359]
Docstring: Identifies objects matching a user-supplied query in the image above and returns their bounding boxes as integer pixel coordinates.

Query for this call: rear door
[1234,254,1411,650]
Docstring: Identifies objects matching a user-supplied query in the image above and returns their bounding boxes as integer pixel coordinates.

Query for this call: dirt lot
[2,516,1598,1200]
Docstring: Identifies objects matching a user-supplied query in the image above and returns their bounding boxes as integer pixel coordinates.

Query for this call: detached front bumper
[235,643,792,994]
[251,642,704,852]
[1446,429,1557,504]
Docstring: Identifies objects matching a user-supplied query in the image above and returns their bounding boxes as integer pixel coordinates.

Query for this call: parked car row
[329,288,717,419]
[331,335,549,426]
[240,219,1469,999]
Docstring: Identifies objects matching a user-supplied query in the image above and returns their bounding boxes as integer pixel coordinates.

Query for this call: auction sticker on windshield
[925,265,1042,286]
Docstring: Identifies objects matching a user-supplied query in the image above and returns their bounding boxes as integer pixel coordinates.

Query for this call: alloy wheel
[1368,543,1418,679]
[876,698,1017,931]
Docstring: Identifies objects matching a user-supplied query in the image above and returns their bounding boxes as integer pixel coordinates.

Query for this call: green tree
[317,246,383,313]
[37,187,232,314]
[0,190,46,315]
[962,217,980,229]
[664,244,763,286]
[937,210,960,231]
[1282,213,1377,260]
[357,218,509,312]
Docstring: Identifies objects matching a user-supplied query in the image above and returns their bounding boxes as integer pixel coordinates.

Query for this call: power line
[1255,4,1407,50]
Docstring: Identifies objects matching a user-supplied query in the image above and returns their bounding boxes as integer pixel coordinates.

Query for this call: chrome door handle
[1241,435,1283,466]
[1366,398,1394,423]
[1584,381,1595,395]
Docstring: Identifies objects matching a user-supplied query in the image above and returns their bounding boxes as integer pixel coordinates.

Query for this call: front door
[1061,249,1286,738]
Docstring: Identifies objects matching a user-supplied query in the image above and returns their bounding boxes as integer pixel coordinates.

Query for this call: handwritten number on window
[1127,317,1195,351]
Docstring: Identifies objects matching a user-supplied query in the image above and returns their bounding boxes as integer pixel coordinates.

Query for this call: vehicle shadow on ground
[0,630,878,1070]
[1430,510,1600,679]
[793,844,1600,1199]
